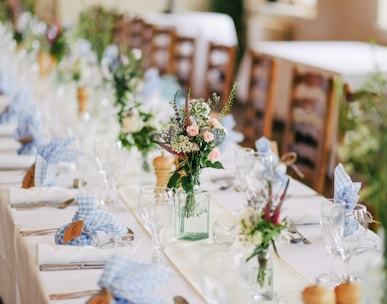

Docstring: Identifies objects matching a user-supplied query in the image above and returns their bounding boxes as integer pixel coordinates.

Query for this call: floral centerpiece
[337,68,387,302]
[110,50,159,173]
[154,83,238,240]
[239,178,289,299]
[45,22,68,65]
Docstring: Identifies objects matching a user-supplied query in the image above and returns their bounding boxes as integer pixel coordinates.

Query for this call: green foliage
[77,5,119,63]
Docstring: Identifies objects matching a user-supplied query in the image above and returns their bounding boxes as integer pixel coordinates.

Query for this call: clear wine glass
[244,152,274,210]
[317,198,345,287]
[330,203,369,281]
[138,186,174,264]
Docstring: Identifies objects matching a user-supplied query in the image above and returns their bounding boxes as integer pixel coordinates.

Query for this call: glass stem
[342,253,352,281]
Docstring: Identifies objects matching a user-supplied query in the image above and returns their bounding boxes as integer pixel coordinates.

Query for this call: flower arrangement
[45,23,68,64]
[110,50,159,170]
[239,178,289,288]
[155,83,238,195]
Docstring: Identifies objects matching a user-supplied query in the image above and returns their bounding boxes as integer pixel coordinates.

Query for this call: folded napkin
[9,186,78,204]
[0,123,16,136]
[334,163,361,210]
[0,153,35,169]
[14,106,43,155]
[0,87,31,124]
[34,137,82,187]
[97,253,171,304]
[55,192,127,246]
[0,137,21,152]
[334,163,361,236]
[36,243,127,265]
[255,136,288,183]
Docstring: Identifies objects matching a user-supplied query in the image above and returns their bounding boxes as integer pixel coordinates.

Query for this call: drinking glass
[330,203,369,281]
[93,139,122,211]
[244,152,274,210]
[138,186,174,264]
[233,147,254,192]
[317,198,345,286]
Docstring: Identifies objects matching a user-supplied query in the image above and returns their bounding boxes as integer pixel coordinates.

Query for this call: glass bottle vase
[243,250,274,301]
[175,187,210,241]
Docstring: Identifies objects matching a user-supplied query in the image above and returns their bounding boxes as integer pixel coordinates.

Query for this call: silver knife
[11,201,58,209]
[39,263,106,271]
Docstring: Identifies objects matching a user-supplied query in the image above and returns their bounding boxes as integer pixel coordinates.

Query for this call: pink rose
[208,147,220,163]
[209,118,223,129]
[203,131,214,143]
[186,125,199,137]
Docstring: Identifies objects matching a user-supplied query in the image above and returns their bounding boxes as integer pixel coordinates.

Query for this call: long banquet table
[0,143,382,304]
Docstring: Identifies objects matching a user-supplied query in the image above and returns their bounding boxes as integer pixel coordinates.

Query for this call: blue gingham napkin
[334,163,361,210]
[0,87,31,124]
[14,105,43,155]
[255,136,288,185]
[334,163,361,236]
[55,192,128,246]
[97,253,172,304]
[34,137,82,186]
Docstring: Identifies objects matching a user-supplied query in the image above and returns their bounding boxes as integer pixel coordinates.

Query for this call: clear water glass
[233,147,254,192]
[212,218,237,248]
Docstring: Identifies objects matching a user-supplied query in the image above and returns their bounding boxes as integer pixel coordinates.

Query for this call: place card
[63,220,83,243]
[22,164,35,188]
[87,288,113,304]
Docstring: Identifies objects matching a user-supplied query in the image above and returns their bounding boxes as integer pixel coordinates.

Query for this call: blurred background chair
[282,67,335,193]
[241,50,279,149]
[168,34,196,96]
[149,25,176,76]
[204,42,237,111]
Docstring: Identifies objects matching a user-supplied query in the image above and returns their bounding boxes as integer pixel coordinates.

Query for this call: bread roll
[302,285,335,304]
[335,282,362,304]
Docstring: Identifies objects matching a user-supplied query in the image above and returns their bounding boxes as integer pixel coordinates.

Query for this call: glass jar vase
[175,187,210,241]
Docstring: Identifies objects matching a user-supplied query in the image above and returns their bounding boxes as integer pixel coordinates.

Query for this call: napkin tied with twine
[334,163,361,236]
[55,192,128,246]
[23,137,82,187]
[93,254,171,304]
[255,136,303,183]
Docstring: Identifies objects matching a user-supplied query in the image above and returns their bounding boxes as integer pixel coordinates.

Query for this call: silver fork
[288,222,312,244]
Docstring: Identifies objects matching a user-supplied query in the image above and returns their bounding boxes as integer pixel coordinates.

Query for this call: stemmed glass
[330,203,369,281]
[317,198,345,286]
[244,152,275,210]
[138,186,174,264]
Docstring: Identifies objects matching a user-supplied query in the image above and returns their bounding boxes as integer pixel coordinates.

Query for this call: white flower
[121,114,144,133]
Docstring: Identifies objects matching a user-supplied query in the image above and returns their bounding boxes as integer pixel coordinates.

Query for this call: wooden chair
[140,22,155,71]
[282,67,336,193]
[112,15,130,53]
[204,42,237,111]
[127,17,145,50]
[149,26,177,75]
[242,50,279,149]
[168,34,196,96]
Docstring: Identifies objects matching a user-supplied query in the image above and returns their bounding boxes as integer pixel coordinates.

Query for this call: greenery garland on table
[337,68,387,302]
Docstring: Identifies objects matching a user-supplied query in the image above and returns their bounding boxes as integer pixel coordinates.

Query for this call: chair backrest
[149,26,177,75]
[282,67,335,193]
[112,15,130,53]
[127,17,145,50]
[140,22,155,71]
[242,50,279,149]
[168,34,196,96]
[204,42,237,111]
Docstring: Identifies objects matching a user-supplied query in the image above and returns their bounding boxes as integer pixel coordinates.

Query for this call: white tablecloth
[0,147,381,304]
